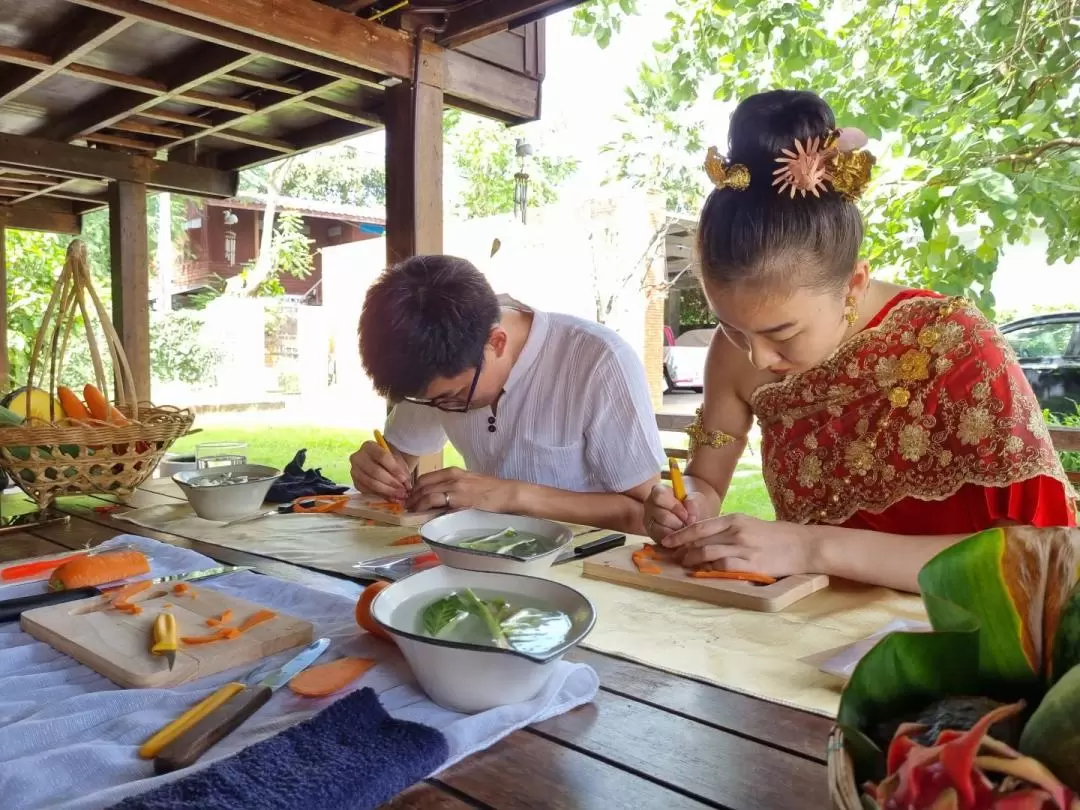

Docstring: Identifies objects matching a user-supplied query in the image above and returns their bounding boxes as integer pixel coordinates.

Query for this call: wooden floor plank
[529,693,828,810]
[568,649,831,762]
[380,781,485,809]
[434,730,713,809]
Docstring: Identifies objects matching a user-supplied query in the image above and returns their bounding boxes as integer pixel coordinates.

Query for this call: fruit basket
[0,240,194,510]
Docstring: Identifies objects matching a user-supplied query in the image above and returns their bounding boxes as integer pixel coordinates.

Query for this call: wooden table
[2,486,833,809]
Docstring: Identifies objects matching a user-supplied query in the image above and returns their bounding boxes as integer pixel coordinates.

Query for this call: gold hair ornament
[705,127,876,201]
[704,147,751,191]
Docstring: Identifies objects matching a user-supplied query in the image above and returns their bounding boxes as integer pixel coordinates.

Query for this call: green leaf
[918,528,1041,685]
[421,594,467,637]
[1051,583,1080,686]
[1019,664,1080,793]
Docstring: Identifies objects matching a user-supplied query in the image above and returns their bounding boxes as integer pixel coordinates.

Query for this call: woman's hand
[660,513,819,578]
[407,467,518,513]
[643,484,709,541]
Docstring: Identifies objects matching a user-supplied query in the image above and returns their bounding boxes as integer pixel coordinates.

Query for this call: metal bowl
[420,509,574,576]
[173,464,281,521]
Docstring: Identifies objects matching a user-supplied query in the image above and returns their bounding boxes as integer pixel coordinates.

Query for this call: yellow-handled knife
[138,681,245,759]
[151,611,177,671]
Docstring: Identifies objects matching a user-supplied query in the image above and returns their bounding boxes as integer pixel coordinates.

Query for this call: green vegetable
[458,588,509,649]
[422,593,468,637]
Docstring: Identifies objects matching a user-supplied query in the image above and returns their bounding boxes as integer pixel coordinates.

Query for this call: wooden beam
[139,109,214,128]
[0,224,6,389]
[82,0,543,121]
[0,133,237,197]
[384,48,444,475]
[36,45,254,142]
[0,8,134,107]
[216,112,380,170]
[208,130,294,153]
[110,119,185,139]
[297,97,382,127]
[0,203,82,235]
[82,133,160,153]
[436,0,574,48]
[108,181,151,402]
[227,71,303,95]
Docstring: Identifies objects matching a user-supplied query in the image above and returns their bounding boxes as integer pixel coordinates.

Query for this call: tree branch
[992,138,1080,166]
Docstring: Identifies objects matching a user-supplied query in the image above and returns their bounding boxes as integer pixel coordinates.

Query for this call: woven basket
[0,240,194,509]
[827,727,864,809]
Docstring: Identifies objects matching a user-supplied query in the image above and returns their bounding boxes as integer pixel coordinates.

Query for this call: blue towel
[108,688,449,810]
[265,449,349,503]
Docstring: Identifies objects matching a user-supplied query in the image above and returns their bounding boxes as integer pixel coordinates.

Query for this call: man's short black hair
[358,254,500,400]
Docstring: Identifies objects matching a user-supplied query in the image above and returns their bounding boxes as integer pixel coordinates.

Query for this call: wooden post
[0,225,7,391]
[108,180,151,403]
[385,42,445,476]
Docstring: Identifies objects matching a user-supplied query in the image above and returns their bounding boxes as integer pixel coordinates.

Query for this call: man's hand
[349,441,412,501]
[407,467,518,513]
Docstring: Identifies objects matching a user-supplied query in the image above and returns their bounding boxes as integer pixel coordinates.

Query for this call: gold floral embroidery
[798,455,823,488]
[888,387,911,408]
[958,406,993,446]
[899,424,930,462]
[749,294,1074,525]
[898,349,931,381]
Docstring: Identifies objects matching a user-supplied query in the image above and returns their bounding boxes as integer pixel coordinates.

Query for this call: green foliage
[678,286,718,327]
[573,0,1080,307]
[445,112,580,219]
[1045,404,1080,474]
[149,310,224,386]
[238,211,314,297]
[239,147,385,207]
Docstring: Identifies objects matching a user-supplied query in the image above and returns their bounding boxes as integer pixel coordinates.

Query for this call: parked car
[662,326,713,393]
[999,312,1080,417]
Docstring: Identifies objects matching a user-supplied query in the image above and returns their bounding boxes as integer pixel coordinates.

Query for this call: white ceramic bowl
[370,565,595,713]
[420,509,573,576]
[173,464,281,521]
[156,453,198,479]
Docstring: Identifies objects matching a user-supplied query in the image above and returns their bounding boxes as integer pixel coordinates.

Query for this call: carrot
[355,581,393,642]
[181,629,234,645]
[56,386,92,422]
[1,553,87,581]
[288,657,376,698]
[236,609,277,632]
[638,544,657,558]
[48,549,149,591]
[109,580,151,606]
[206,618,221,627]
[389,534,423,546]
[370,501,404,514]
[688,570,778,585]
[206,609,233,627]
[223,628,240,639]
[114,603,143,615]
[172,583,193,597]
[83,384,128,425]
[631,549,662,575]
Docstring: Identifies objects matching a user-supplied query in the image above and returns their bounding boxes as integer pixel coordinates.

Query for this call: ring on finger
[444,491,452,508]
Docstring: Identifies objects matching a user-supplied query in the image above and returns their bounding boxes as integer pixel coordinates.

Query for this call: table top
[2,485,834,809]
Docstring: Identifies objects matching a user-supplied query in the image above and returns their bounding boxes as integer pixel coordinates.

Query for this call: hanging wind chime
[513,138,533,224]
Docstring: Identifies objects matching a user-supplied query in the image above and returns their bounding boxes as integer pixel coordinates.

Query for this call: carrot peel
[236,609,277,632]
[389,534,423,546]
[181,629,235,645]
[289,657,376,697]
[688,570,777,585]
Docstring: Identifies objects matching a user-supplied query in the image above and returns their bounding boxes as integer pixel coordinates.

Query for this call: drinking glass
[195,441,248,470]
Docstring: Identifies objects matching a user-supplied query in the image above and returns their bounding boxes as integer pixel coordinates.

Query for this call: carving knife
[154,637,331,774]
[0,565,252,623]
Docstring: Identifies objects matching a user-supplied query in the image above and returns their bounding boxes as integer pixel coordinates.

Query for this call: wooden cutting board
[339,494,446,527]
[20,584,313,689]
[581,543,829,613]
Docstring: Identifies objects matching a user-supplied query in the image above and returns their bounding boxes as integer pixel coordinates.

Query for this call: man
[350,254,666,534]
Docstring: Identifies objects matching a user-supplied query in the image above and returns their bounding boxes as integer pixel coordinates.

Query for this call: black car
[999,312,1080,418]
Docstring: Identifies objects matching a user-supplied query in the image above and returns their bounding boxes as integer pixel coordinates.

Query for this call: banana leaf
[837,526,1080,790]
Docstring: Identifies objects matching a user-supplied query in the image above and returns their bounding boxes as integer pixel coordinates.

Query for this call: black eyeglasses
[404,355,483,413]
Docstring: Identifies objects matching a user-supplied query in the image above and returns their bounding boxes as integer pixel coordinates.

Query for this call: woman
[646,89,1076,593]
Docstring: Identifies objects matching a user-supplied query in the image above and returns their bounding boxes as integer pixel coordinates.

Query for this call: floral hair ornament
[704,146,751,191]
[772,127,876,200]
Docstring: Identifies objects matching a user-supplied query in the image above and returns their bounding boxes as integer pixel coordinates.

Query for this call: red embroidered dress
[751,291,1076,533]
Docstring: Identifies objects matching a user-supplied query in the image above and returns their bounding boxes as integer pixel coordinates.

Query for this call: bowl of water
[420,509,573,576]
[370,565,595,712]
[173,464,281,521]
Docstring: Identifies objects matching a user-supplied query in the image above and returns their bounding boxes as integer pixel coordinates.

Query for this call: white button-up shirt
[383,300,665,494]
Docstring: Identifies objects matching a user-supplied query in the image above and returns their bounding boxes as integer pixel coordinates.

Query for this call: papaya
[1,388,64,423]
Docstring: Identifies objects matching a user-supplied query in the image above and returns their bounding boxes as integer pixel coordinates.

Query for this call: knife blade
[552,533,627,565]
[153,637,331,774]
[352,549,440,582]
[0,564,252,623]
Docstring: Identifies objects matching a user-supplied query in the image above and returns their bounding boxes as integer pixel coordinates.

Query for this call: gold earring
[844,295,858,326]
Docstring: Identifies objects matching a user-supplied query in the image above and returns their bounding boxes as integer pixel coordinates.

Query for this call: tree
[278,145,385,207]
[573,0,1080,311]
[445,111,580,219]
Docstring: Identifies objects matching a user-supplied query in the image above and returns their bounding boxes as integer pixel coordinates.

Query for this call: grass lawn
[170,421,775,520]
